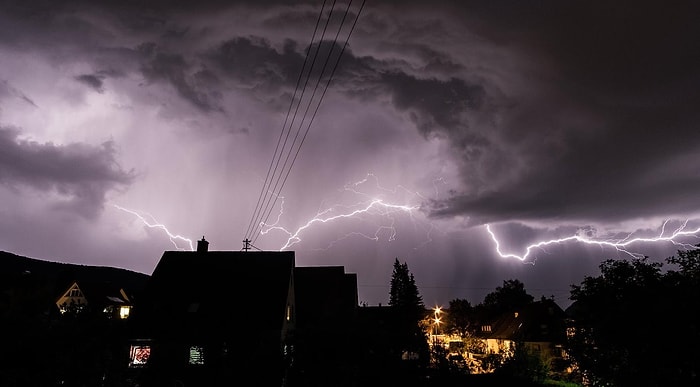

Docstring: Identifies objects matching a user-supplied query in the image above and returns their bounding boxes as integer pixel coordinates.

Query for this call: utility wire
[250,0,353,245]
[246,0,364,247]
[248,0,340,242]
[245,0,329,239]
[252,0,366,247]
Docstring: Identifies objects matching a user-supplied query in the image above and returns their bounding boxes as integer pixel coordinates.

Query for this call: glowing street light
[432,305,443,345]
[433,305,442,332]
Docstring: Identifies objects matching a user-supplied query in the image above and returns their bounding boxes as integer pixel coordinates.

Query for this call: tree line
[388,248,700,386]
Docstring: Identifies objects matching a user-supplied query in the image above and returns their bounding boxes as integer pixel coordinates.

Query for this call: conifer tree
[388,258,428,365]
[389,258,423,312]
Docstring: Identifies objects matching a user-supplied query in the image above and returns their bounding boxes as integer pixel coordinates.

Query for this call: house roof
[77,281,130,304]
[141,250,295,333]
[480,299,567,343]
[57,280,131,307]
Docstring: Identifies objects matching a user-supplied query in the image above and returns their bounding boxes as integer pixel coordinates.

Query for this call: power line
[244,0,330,239]
[249,0,341,243]
[252,0,364,247]
[246,0,365,248]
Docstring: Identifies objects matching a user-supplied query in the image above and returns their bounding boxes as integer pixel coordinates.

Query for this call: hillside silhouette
[0,250,150,312]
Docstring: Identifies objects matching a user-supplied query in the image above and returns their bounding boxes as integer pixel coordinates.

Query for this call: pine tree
[388,258,428,366]
[389,258,423,312]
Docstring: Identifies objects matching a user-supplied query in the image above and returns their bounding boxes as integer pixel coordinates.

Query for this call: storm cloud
[0,127,134,218]
[1,0,699,307]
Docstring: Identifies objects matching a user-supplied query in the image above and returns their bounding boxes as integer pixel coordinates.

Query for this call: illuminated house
[468,299,568,374]
[55,280,133,319]
[129,238,359,386]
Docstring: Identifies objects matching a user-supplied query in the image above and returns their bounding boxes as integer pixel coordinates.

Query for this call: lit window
[189,346,205,365]
[119,306,131,319]
[129,345,151,367]
[286,305,293,321]
[69,288,82,297]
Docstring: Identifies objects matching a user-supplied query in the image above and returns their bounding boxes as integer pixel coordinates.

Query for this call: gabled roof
[141,250,295,333]
[480,299,567,343]
[57,280,131,307]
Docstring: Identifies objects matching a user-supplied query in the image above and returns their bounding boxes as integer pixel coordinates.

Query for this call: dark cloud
[380,72,485,136]
[139,44,224,112]
[425,88,695,221]
[210,37,304,92]
[5,0,697,228]
[379,1,700,226]
[75,74,105,93]
[0,127,135,219]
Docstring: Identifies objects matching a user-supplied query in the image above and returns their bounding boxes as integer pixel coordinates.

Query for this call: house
[129,238,360,387]
[467,299,568,374]
[285,266,359,384]
[55,280,133,319]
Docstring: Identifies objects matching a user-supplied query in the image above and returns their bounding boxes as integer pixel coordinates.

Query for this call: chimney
[197,236,209,253]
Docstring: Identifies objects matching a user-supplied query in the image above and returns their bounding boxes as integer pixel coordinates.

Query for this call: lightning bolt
[486,219,700,262]
[262,198,421,250]
[112,204,194,251]
[258,173,438,251]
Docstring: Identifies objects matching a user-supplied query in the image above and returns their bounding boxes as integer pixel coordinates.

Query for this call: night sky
[2,0,700,308]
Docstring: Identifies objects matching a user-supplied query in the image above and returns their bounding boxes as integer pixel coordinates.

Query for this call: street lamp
[432,305,443,345]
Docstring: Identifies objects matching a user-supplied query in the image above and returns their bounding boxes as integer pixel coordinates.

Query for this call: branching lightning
[263,198,421,250]
[112,176,699,264]
[486,219,700,262]
[112,204,194,251]
[258,173,438,251]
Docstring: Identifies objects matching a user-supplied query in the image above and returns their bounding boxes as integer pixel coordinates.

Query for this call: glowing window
[119,306,131,319]
[69,288,82,297]
[129,345,151,367]
[286,305,293,321]
[189,346,205,365]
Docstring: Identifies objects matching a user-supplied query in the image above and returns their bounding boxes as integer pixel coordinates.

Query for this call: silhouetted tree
[567,252,700,386]
[481,279,534,318]
[389,258,423,313]
[445,298,473,337]
[388,258,429,369]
